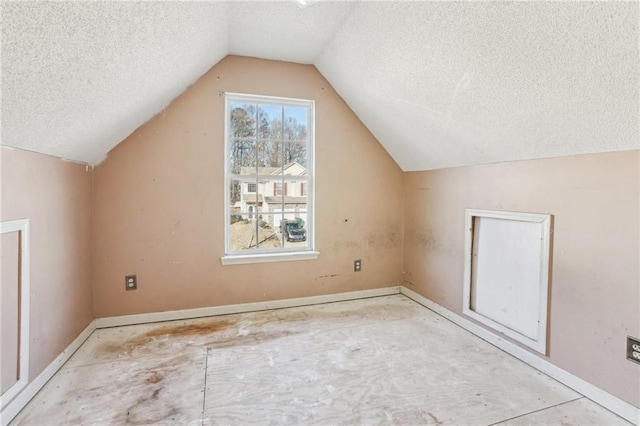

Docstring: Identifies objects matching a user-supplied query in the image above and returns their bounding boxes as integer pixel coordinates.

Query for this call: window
[223,93,317,264]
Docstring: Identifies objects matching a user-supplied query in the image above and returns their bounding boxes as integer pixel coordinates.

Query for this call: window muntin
[225,93,314,256]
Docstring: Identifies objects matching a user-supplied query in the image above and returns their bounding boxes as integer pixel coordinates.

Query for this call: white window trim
[221,251,320,265]
[222,93,317,264]
[462,209,551,354]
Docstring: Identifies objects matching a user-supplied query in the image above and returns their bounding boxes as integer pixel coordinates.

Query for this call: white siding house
[236,162,308,226]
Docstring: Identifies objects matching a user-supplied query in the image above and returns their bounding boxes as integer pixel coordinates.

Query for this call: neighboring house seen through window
[224,93,314,258]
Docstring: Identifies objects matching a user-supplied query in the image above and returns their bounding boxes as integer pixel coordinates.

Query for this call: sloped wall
[92,56,404,317]
[0,147,93,385]
[402,150,640,407]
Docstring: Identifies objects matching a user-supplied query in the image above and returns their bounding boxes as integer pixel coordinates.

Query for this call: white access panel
[463,210,551,354]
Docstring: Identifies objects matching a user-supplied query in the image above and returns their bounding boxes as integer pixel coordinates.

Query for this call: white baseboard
[0,320,96,426]
[95,286,401,329]
[1,288,398,425]
[400,286,640,425]
[6,287,635,425]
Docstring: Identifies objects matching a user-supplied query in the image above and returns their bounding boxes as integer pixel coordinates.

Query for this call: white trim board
[221,251,320,265]
[0,287,399,425]
[95,286,401,329]
[4,286,636,425]
[0,219,30,410]
[463,209,552,354]
[0,321,96,426]
[400,286,640,425]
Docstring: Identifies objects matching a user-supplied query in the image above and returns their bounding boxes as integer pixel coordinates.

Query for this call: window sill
[221,251,320,265]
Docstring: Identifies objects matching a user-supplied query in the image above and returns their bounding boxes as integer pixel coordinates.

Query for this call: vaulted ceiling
[2,1,638,170]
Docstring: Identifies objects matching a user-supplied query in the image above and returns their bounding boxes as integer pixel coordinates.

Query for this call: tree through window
[225,93,314,255]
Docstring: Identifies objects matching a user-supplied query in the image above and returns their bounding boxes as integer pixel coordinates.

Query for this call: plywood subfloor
[11,295,629,425]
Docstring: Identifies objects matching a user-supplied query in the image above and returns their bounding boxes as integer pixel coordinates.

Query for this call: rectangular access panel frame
[463,209,552,354]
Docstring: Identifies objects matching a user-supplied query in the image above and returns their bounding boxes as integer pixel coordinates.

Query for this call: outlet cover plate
[627,336,640,365]
[125,275,137,291]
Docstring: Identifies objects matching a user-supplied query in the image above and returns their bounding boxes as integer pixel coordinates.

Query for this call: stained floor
[11,295,629,425]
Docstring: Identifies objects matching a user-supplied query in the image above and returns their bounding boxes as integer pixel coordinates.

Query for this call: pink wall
[1,147,93,382]
[402,150,640,406]
[92,56,404,317]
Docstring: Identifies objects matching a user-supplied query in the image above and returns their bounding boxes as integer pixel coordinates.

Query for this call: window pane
[229,103,257,138]
[280,212,309,248]
[229,214,258,252]
[229,140,257,175]
[229,179,241,207]
[284,106,308,141]
[260,178,308,206]
[230,179,260,213]
[258,104,282,140]
[281,178,308,199]
[258,141,285,169]
[253,214,283,249]
[229,213,283,252]
[284,141,307,169]
[262,179,284,227]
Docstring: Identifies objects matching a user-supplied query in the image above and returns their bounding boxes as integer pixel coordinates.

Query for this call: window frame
[274,182,283,196]
[222,93,318,265]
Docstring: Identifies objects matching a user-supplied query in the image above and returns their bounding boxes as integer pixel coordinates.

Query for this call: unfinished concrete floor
[12,295,629,425]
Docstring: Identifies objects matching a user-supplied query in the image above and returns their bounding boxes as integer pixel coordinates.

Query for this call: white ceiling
[2,1,638,170]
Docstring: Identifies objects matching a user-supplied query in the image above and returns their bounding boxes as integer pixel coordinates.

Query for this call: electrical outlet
[627,336,640,365]
[354,259,362,272]
[125,275,137,291]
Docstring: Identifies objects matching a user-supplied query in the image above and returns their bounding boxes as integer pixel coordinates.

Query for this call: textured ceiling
[2,1,638,169]
[2,1,230,165]
[317,1,639,170]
